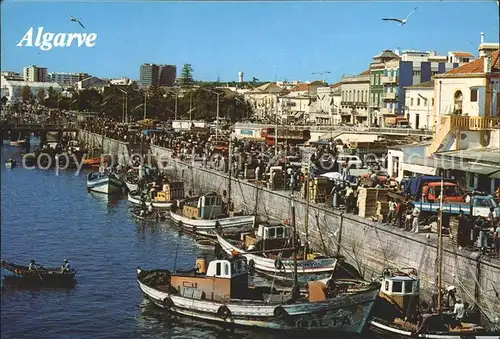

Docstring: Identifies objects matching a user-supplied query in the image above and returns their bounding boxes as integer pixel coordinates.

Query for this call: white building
[47,72,89,87]
[340,71,370,124]
[1,76,62,104]
[404,80,435,129]
[243,83,285,120]
[109,77,133,86]
[75,76,109,92]
[23,65,47,82]
[308,82,342,124]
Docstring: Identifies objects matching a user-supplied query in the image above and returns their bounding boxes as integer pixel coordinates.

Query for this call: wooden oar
[34,266,45,284]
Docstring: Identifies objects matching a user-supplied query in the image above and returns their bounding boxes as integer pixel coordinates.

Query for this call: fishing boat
[170,193,256,238]
[87,171,124,194]
[130,207,167,222]
[215,223,338,285]
[5,158,16,169]
[194,237,217,250]
[136,255,381,333]
[124,165,153,192]
[1,260,77,288]
[83,155,108,168]
[368,178,500,338]
[128,181,184,209]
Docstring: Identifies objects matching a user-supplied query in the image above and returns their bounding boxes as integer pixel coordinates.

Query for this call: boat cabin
[178,193,226,219]
[242,223,292,253]
[378,268,420,320]
[152,181,184,202]
[170,257,249,302]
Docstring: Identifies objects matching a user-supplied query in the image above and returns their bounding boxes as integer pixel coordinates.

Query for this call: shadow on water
[87,191,123,210]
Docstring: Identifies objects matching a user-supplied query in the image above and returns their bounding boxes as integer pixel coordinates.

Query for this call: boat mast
[227,137,232,213]
[436,175,444,313]
[291,195,299,296]
[303,156,311,260]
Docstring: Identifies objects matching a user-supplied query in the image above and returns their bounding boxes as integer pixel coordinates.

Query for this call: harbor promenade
[78,129,500,317]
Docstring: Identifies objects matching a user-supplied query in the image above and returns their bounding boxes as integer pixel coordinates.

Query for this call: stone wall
[78,131,500,318]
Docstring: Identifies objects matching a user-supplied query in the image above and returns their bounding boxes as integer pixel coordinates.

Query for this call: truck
[397,176,500,218]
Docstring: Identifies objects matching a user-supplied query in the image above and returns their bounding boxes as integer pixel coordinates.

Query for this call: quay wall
[78,130,500,318]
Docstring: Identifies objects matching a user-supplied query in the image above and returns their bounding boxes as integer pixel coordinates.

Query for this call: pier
[77,129,500,316]
[1,122,78,144]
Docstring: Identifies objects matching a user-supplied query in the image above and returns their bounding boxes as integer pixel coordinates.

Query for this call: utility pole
[174,92,178,121]
[143,90,147,120]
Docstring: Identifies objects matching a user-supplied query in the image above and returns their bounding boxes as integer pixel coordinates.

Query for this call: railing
[2,122,79,130]
[367,127,433,136]
[381,76,398,84]
[441,115,500,131]
[381,93,397,100]
[379,108,396,115]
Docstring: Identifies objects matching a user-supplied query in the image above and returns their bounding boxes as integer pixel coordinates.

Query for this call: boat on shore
[5,158,16,169]
[87,171,124,194]
[215,223,338,285]
[170,193,256,238]
[1,260,77,288]
[128,181,184,209]
[136,255,381,333]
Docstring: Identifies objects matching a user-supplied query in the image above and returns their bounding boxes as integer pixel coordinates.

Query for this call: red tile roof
[450,51,474,57]
[359,69,370,76]
[290,83,309,92]
[445,50,499,75]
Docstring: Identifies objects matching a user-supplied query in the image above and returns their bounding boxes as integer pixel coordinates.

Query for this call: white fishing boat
[137,256,381,333]
[124,165,153,192]
[215,223,338,284]
[9,139,26,146]
[86,171,123,194]
[127,181,184,209]
[170,193,256,238]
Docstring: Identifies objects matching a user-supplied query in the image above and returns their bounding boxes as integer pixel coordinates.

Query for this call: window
[412,70,421,77]
[417,98,420,106]
[470,89,478,102]
[268,228,276,238]
[385,281,389,291]
[392,281,403,293]
[432,98,434,106]
[276,227,284,238]
[411,98,414,106]
[224,263,229,276]
[468,173,475,188]
[216,262,221,276]
[404,282,413,294]
[463,58,469,63]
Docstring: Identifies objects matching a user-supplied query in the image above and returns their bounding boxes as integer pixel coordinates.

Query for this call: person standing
[457,210,469,248]
[421,183,429,202]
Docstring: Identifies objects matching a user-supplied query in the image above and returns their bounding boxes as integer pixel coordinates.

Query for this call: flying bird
[382,7,417,26]
[70,15,86,29]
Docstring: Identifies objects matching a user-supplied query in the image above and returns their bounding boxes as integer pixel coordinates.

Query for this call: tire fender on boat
[273,305,289,319]
[161,297,174,309]
[217,305,231,319]
[248,259,255,271]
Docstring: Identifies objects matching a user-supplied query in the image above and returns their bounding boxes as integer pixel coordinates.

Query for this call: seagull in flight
[382,7,417,26]
[70,15,86,29]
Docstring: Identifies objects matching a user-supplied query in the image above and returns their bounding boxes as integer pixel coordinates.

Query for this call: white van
[337,155,363,169]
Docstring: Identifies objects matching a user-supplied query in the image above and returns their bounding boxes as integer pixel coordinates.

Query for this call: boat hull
[216,233,337,282]
[87,173,123,194]
[5,161,16,169]
[137,269,380,333]
[368,319,500,339]
[128,192,173,209]
[125,182,138,192]
[1,261,77,288]
[170,211,255,238]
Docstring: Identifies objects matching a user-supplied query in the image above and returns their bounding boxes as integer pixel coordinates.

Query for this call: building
[309,82,342,125]
[158,65,176,86]
[47,72,90,86]
[1,71,23,80]
[278,81,326,124]
[0,75,62,104]
[340,71,370,124]
[109,77,134,86]
[243,83,285,120]
[404,81,435,129]
[23,65,47,82]
[140,63,176,87]
[369,50,401,126]
[387,49,500,194]
[75,76,108,92]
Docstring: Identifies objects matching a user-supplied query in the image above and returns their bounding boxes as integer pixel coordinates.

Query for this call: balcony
[381,93,397,100]
[381,76,398,84]
[369,100,380,107]
[380,108,396,115]
[441,115,500,131]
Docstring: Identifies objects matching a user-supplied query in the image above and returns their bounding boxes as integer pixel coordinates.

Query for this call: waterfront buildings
[404,81,435,130]
[139,63,176,87]
[0,75,62,104]
[47,72,90,87]
[23,65,47,82]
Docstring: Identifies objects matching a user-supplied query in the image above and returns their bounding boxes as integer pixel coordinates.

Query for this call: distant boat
[128,181,185,209]
[1,260,77,288]
[87,171,123,195]
[5,158,16,169]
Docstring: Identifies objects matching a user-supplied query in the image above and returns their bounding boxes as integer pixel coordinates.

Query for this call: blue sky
[1,1,499,83]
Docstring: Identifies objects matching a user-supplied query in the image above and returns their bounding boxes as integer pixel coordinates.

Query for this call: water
[1,145,377,339]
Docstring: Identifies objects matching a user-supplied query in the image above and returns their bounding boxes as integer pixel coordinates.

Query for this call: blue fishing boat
[87,171,123,195]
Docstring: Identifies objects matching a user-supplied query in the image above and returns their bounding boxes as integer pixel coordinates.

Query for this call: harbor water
[0,145,377,339]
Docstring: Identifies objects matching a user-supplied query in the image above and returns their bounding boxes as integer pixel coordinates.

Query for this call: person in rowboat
[60,259,71,273]
[28,259,40,271]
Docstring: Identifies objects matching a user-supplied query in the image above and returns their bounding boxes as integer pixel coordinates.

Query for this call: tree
[21,85,32,102]
[37,88,46,103]
[180,64,194,86]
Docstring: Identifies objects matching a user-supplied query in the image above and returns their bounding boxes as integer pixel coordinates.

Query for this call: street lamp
[200,88,221,139]
[118,89,128,124]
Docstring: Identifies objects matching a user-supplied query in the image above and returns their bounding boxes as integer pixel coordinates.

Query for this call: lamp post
[200,88,221,139]
[143,89,147,120]
[118,89,128,124]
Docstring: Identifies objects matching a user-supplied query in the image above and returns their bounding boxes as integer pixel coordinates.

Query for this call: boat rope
[266,252,283,305]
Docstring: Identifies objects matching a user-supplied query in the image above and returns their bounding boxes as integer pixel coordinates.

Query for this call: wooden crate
[358,188,388,218]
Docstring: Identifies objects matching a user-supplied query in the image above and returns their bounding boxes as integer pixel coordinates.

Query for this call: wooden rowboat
[1,260,77,288]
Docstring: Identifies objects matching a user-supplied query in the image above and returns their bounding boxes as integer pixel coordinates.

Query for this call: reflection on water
[87,191,123,211]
